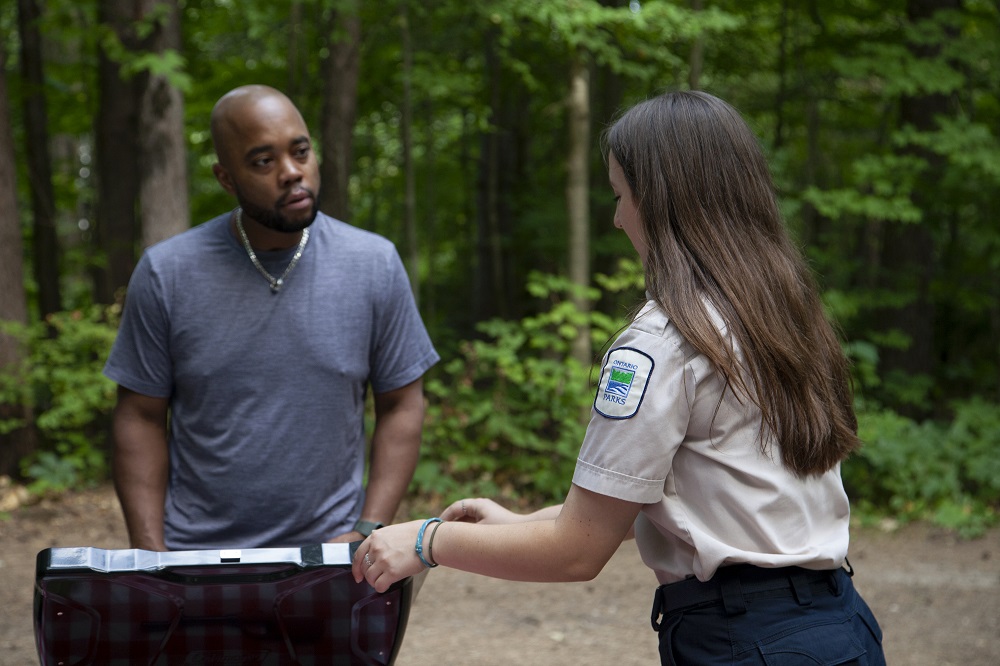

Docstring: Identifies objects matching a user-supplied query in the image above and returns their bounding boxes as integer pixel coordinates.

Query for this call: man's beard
[235,186,320,233]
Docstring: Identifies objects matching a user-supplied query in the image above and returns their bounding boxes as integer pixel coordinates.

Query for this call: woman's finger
[441,497,480,522]
[352,536,379,583]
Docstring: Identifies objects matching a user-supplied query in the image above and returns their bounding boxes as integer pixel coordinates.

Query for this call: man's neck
[231,210,303,251]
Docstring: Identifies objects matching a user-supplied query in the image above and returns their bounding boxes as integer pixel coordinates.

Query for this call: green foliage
[844,399,1000,537]
[899,117,1000,183]
[4,0,1000,542]
[418,261,1000,538]
[24,451,89,496]
[0,307,120,494]
[416,264,641,505]
[947,398,1000,500]
[475,0,740,85]
[802,154,926,224]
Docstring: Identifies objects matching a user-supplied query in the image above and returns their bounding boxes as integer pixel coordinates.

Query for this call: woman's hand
[354,486,640,587]
[441,497,566,525]
[352,519,429,593]
[440,497,520,524]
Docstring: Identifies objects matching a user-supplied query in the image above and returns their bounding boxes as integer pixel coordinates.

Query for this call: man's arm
[111,386,170,551]
[328,378,425,543]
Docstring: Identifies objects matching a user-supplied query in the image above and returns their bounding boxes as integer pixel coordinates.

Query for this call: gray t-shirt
[104,211,440,549]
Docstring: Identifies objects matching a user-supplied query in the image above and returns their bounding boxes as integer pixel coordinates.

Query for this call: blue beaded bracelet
[415,517,442,568]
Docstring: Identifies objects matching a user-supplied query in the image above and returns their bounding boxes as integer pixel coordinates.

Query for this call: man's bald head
[210,85,306,168]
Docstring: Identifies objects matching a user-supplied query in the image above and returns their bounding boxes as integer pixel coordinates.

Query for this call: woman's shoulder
[630,299,670,334]
[624,296,730,363]
[622,301,687,357]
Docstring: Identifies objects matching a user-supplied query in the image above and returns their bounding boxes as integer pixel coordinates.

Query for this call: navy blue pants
[652,565,885,665]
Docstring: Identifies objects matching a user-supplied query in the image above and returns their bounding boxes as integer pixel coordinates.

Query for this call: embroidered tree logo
[606,366,635,397]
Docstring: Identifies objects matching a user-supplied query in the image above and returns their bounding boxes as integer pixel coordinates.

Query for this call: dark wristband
[353,519,384,537]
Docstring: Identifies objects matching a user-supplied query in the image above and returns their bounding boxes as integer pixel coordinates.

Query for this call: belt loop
[789,572,813,606]
[720,576,747,616]
[843,557,855,577]
[829,568,843,595]
[651,585,665,632]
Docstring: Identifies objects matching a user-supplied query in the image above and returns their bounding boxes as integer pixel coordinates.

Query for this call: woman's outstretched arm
[353,484,641,592]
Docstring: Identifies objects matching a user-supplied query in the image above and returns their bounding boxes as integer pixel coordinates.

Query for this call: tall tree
[567,52,592,366]
[136,0,190,248]
[319,0,361,222]
[688,0,705,89]
[400,0,419,299]
[874,0,960,413]
[0,42,37,478]
[288,0,305,99]
[94,0,142,303]
[474,27,508,321]
[17,0,61,318]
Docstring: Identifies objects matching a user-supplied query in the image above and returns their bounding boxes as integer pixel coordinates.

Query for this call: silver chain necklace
[234,207,310,293]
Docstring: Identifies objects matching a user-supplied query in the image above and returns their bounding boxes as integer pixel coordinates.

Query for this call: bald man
[105,85,439,551]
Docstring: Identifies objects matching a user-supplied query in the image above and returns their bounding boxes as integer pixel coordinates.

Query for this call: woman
[353,90,885,665]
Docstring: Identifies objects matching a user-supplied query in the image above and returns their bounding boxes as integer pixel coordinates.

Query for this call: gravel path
[2,485,997,665]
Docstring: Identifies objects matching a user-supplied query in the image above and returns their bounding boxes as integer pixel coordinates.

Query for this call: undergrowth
[1,265,997,536]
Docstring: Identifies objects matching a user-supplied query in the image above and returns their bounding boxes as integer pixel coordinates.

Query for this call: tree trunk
[17,0,61,319]
[567,53,592,367]
[288,0,304,99]
[773,0,789,149]
[475,28,506,321]
[0,49,28,339]
[421,99,438,324]
[0,44,37,478]
[688,0,705,90]
[137,0,190,249]
[94,0,141,303]
[400,1,419,301]
[798,92,821,248]
[876,0,960,414]
[319,0,361,222]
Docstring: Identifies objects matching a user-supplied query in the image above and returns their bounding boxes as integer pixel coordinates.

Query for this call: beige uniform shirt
[572,301,850,585]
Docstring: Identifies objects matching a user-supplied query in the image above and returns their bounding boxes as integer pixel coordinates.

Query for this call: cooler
[33,544,412,665]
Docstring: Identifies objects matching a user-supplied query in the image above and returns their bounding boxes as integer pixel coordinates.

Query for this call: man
[104,84,439,551]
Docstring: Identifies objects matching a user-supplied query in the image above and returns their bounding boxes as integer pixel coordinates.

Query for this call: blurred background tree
[1,0,997,532]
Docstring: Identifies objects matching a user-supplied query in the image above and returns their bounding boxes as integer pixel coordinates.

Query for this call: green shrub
[420,265,1000,538]
[844,398,1000,536]
[416,264,642,505]
[0,306,119,493]
[4,272,997,542]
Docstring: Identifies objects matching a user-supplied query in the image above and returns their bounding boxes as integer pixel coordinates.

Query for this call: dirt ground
[2,484,998,665]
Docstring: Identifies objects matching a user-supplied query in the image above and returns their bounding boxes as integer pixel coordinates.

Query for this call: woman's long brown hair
[604,91,859,476]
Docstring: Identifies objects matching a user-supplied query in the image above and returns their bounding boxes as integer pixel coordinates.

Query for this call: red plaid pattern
[35,551,410,665]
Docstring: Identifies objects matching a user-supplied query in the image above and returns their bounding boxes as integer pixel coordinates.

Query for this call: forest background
[0,0,998,536]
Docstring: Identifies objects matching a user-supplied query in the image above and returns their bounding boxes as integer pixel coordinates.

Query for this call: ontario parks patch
[594,346,654,419]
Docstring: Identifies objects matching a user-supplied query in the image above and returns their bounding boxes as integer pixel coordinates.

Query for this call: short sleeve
[368,247,439,393]
[573,312,693,504]
[103,253,174,398]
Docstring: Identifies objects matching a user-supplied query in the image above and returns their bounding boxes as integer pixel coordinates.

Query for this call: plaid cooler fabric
[34,548,411,666]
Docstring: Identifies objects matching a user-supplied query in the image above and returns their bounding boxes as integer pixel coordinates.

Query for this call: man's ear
[212,163,236,195]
